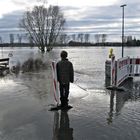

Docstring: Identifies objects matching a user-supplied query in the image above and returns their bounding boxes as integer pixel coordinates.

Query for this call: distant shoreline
[0,43,140,47]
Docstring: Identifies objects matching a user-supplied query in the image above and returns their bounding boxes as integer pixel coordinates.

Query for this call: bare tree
[94,34,100,44]
[20,5,65,52]
[0,36,2,44]
[77,33,84,42]
[17,34,22,44]
[59,34,66,44]
[9,34,14,44]
[71,34,76,41]
[9,34,14,45]
[28,35,34,47]
[126,36,133,42]
[84,33,90,43]
[123,36,127,43]
[101,34,107,45]
[59,34,70,45]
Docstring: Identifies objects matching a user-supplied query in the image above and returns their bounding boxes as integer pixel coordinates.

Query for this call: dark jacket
[56,59,74,84]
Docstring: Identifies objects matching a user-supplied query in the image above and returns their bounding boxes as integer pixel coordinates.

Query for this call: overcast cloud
[0,0,140,42]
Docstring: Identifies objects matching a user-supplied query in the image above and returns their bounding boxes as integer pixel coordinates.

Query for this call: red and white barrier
[116,57,130,86]
[110,56,140,87]
[51,61,59,104]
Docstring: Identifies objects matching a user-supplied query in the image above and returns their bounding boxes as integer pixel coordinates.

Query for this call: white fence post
[116,57,130,86]
[130,58,135,76]
[135,58,140,75]
[51,61,59,104]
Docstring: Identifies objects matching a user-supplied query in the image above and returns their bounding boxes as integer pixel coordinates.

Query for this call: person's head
[60,50,68,59]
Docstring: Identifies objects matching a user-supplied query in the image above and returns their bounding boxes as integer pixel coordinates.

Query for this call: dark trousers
[59,83,70,107]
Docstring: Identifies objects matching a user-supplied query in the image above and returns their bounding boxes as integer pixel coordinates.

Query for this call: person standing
[56,50,74,108]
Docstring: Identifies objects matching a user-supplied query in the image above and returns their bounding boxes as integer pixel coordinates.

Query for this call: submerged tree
[20,5,65,52]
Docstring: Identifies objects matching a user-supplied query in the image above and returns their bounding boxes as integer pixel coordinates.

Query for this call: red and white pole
[51,61,59,104]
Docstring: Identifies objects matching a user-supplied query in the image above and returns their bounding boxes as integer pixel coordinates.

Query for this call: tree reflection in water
[52,111,73,140]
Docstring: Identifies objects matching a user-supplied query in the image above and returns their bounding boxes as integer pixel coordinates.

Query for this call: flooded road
[0,47,140,140]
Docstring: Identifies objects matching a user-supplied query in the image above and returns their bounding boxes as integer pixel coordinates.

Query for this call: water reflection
[10,57,48,75]
[107,91,115,124]
[52,111,73,140]
[0,78,16,88]
[107,80,140,124]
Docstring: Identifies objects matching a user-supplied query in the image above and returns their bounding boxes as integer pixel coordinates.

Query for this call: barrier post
[51,61,59,104]
[135,58,140,76]
[107,56,140,90]
[116,57,130,86]
[111,55,116,86]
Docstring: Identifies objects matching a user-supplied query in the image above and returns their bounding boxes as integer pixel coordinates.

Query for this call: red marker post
[51,61,60,104]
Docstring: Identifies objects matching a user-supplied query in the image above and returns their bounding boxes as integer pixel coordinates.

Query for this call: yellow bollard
[109,48,114,58]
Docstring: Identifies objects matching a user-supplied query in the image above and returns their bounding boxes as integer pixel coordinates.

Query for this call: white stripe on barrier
[134,58,140,75]
[116,57,130,86]
[129,58,135,76]
[51,61,59,104]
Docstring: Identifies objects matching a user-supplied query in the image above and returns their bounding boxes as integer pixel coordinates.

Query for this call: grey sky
[0,0,140,42]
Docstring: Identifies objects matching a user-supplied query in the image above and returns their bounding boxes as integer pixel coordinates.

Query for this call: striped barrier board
[110,56,140,88]
[116,57,130,86]
[51,61,59,104]
[130,58,140,76]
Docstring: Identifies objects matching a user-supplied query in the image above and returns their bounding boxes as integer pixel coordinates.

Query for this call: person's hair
[60,50,68,59]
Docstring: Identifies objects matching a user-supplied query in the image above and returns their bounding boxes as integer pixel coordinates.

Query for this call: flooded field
[0,46,140,140]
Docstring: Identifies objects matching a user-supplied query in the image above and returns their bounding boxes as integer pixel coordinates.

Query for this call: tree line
[0,33,140,47]
[0,33,106,44]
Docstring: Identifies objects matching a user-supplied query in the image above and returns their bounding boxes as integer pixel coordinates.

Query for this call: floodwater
[0,46,140,140]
